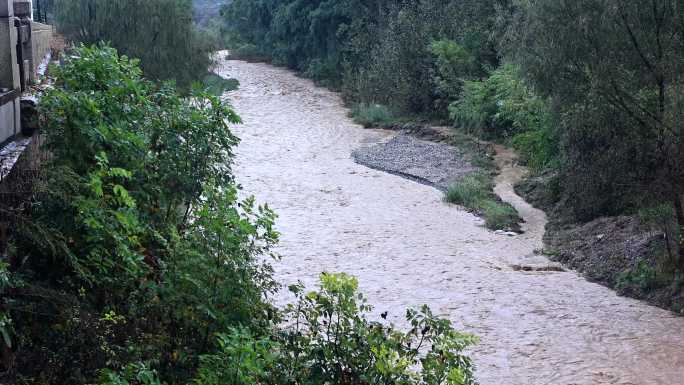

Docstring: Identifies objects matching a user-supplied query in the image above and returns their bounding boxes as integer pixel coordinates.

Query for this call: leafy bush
[479,200,520,231]
[5,44,278,384]
[194,273,479,385]
[227,43,271,63]
[617,261,659,293]
[449,64,557,170]
[224,0,500,117]
[445,173,520,231]
[350,103,396,128]
[511,128,557,171]
[448,80,498,136]
[429,40,476,104]
[444,174,490,208]
[98,363,164,385]
[202,73,240,96]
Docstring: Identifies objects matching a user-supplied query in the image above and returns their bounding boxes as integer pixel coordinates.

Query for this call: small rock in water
[495,230,518,237]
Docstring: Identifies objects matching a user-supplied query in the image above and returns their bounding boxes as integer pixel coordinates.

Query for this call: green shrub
[202,73,239,96]
[617,261,659,293]
[194,273,479,385]
[98,363,164,385]
[429,39,476,104]
[444,173,490,208]
[227,43,271,62]
[450,64,556,149]
[54,0,216,89]
[7,44,277,384]
[4,43,480,385]
[350,103,396,128]
[445,173,520,231]
[305,57,342,87]
[479,200,520,231]
[511,128,557,171]
[193,327,277,385]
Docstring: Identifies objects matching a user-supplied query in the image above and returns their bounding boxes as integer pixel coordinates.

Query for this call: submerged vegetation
[445,173,519,231]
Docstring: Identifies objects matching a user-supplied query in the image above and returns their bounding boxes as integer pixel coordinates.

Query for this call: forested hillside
[224,0,684,308]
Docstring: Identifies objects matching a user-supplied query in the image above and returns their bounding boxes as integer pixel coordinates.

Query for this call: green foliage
[194,273,479,385]
[510,128,557,171]
[445,173,520,231]
[224,0,500,116]
[449,80,497,137]
[449,64,557,170]
[226,44,270,62]
[429,40,476,104]
[507,0,684,231]
[0,261,12,350]
[98,363,165,385]
[193,327,277,385]
[350,103,395,128]
[53,0,216,88]
[7,44,277,384]
[202,73,240,96]
[479,200,519,232]
[617,261,659,293]
[445,174,490,209]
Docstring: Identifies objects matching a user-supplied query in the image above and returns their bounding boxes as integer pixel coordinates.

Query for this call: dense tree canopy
[54,0,215,87]
[507,0,684,266]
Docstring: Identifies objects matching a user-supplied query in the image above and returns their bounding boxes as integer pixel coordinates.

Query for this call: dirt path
[218,57,684,385]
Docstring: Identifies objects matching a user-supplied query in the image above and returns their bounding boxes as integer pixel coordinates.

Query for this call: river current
[218,57,684,385]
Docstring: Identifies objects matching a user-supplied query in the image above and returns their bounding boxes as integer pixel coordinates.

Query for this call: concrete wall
[0,19,19,91]
[29,21,51,82]
[0,1,20,143]
[0,1,51,144]
[0,98,18,143]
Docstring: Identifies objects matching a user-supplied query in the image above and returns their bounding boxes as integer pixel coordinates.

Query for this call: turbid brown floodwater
[217,55,684,385]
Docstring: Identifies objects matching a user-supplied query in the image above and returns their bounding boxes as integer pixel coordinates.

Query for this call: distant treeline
[193,0,232,26]
[225,0,684,271]
[49,0,216,88]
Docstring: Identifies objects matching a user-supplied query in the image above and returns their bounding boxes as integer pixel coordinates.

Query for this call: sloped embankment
[516,174,684,313]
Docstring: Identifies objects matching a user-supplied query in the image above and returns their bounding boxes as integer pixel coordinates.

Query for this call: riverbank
[517,175,684,314]
[358,119,684,314]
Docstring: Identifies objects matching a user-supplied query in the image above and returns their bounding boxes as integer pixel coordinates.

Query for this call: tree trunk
[673,193,684,272]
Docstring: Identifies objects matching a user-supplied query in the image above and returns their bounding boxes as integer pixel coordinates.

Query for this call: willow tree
[510,0,684,270]
[53,0,214,88]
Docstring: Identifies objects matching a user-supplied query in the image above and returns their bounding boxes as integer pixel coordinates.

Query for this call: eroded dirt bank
[218,58,684,385]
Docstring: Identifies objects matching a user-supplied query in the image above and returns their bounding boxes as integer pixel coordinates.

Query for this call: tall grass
[445,173,520,231]
[350,103,395,128]
[444,173,489,207]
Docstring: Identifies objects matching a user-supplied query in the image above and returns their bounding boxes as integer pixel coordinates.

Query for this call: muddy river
[217,57,684,385]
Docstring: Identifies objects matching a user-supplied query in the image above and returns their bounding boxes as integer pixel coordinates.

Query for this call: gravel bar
[351,134,477,191]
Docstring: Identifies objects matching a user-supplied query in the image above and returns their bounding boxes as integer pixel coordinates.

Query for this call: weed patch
[445,172,520,231]
[350,103,396,128]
